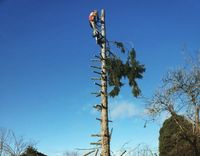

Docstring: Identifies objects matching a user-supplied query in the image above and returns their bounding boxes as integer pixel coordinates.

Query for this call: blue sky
[0,0,200,155]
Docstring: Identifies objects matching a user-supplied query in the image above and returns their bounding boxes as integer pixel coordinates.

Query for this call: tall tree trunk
[100,9,110,156]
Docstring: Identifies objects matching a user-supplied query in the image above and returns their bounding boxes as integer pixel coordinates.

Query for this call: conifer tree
[89,10,145,156]
[20,146,47,156]
[159,115,200,156]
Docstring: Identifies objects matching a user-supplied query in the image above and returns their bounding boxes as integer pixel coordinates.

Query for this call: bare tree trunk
[195,105,199,134]
[100,9,110,156]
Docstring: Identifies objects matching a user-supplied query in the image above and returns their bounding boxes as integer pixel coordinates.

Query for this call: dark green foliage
[159,115,200,156]
[113,41,126,53]
[20,146,47,156]
[106,43,145,97]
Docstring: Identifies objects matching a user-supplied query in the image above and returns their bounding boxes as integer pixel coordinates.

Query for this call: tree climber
[89,10,102,44]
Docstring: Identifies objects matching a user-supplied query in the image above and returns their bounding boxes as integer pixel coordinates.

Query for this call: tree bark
[100,9,110,156]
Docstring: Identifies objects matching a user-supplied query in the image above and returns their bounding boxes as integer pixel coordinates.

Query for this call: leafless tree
[147,51,200,156]
[117,144,156,156]
[63,151,79,156]
[0,128,11,156]
[0,127,29,156]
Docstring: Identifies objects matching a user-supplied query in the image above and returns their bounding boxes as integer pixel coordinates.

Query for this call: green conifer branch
[106,42,145,97]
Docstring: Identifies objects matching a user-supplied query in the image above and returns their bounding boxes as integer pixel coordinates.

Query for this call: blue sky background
[0,0,200,155]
